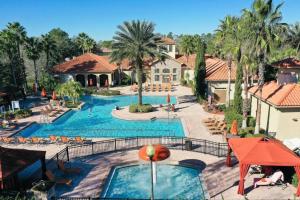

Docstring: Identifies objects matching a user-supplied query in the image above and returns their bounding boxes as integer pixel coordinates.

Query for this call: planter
[30,180,55,200]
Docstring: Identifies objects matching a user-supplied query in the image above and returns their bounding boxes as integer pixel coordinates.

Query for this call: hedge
[14,109,32,119]
[224,107,243,129]
[129,104,153,113]
[96,90,121,96]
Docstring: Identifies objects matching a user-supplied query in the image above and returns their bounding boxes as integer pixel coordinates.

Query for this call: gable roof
[161,37,176,45]
[53,53,117,74]
[176,54,236,81]
[272,57,300,68]
[249,81,300,108]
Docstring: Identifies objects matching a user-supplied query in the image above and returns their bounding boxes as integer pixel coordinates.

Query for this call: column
[84,74,88,87]
[96,74,100,88]
[108,73,112,86]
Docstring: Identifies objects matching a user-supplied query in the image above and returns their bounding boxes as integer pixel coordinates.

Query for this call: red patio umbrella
[41,88,47,97]
[230,120,238,135]
[89,79,93,86]
[166,94,170,104]
[105,79,109,88]
[52,91,57,100]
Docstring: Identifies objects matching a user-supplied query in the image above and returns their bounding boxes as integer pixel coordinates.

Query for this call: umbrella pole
[150,159,154,200]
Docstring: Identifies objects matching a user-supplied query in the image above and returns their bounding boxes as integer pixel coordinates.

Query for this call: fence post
[204,140,207,154]
[91,142,94,155]
[182,137,184,150]
[217,143,220,157]
[114,139,117,151]
[137,137,139,148]
[66,146,69,161]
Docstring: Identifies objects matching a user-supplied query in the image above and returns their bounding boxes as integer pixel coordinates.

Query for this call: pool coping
[100,161,210,199]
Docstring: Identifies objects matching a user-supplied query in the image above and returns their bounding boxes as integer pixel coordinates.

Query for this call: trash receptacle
[185,140,192,151]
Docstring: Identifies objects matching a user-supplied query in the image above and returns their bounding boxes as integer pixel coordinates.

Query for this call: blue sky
[0,0,299,41]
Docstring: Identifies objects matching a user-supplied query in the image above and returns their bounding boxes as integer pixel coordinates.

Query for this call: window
[162,68,170,73]
[155,75,160,81]
[173,68,177,73]
[154,68,159,73]
[173,75,177,81]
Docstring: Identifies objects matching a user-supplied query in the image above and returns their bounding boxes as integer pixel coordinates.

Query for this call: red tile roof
[176,54,236,81]
[249,81,300,108]
[272,57,300,68]
[53,53,117,73]
[161,37,176,45]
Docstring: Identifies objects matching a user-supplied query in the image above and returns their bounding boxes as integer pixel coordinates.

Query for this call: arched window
[162,68,170,73]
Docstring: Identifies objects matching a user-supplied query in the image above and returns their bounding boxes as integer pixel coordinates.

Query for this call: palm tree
[286,22,300,54]
[25,37,42,87]
[179,35,194,62]
[75,33,95,54]
[41,34,57,71]
[6,22,27,88]
[243,0,286,134]
[215,16,240,108]
[110,20,165,105]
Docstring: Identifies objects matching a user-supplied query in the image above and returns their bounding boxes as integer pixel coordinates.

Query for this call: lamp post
[146,145,155,200]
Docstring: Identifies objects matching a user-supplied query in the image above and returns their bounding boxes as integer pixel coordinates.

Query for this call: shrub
[224,107,243,129]
[14,109,32,119]
[84,87,97,95]
[242,133,265,138]
[180,78,187,86]
[292,173,298,187]
[0,112,14,120]
[217,104,226,112]
[121,74,131,85]
[65,100,81,108]
[247,116,256,127]
[239,127,255,135]
[96,90,121,96]
[129,104,153,113]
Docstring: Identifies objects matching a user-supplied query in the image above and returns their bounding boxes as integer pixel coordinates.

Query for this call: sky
[0,0,299,41]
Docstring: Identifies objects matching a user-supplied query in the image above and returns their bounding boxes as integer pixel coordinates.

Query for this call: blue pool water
[18,95,185,138]
[101,164,206,199]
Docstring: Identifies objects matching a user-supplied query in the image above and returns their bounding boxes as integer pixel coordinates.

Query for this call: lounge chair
[2,137,15,144]
[254,170,286,188]
[74,136,92,144]
[45,106,56,117]
[45,170,72,186]
[31,137,46,145]
[57,160,81,174]
[17,137,28,144]
[49,135,58,143]
[210,124,227,135]
[249,165,263,175]
[151,84,155,92]
[60,136,73,144]
[208,121,225,131]
[156,84,159,92]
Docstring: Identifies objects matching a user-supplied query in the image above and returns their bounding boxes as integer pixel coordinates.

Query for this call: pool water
[101,164,206,199]
[18,95,185,138]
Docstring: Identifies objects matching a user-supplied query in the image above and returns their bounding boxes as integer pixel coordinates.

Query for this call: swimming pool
[101,164,206,199]
[18,95,185,138]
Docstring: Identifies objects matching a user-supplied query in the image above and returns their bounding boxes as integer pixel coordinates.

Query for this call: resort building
[177,54,237,103]
[272,57,300,81]
[53,53,119,87]
[160,37,177,58]
[249,81,300,140]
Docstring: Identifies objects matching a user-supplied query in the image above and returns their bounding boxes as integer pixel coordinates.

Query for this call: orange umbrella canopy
[139,144,170,161]
[166,94,170,104]
[89,79,93,86]
[230,120,238,135]
[41,88,47,97]
[52,91,57,100]
[105,79,109,87]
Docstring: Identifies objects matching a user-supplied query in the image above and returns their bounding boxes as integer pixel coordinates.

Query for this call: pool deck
[54,149,298,199]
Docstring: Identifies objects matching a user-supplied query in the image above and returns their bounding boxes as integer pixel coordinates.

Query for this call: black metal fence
[47,137,227,166]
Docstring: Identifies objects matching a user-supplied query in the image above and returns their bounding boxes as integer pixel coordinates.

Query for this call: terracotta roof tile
[249,81,300,107]
[161,37,176,45]
[53,53,117,73]
[272,57,300,68]
[176,54,236,81]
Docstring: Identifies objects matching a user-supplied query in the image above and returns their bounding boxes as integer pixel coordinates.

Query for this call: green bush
[129,104,153,113]
[242,133,265,138]
[14,109,32,119]
[84,87,97,95]
[292,173,298,187]
[180,79,187,86]
[0,112,14,120]
[96,90,121,96]
[224,107,243,129]
[65,100,81,108]
[239,127,255,135]
[247,116,256,127]
[217,104,226,112]
[121,74,132,85]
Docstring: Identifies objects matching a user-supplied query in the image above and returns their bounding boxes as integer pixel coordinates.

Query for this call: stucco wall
[151,59,181,84]
[250,95,300,140]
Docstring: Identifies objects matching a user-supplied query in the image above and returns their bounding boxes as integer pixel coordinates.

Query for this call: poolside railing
[47,137,228,166]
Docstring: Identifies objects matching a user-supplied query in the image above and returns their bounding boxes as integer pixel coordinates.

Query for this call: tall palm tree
[243,0,286,134]
[215,16,240,108]
[75,33,95,54]
[41,34,57,71]
[110,20,165,105]
[6,22,27,87]
[179,35,194,62]
[287,22,300,54]
[25,37,42,87]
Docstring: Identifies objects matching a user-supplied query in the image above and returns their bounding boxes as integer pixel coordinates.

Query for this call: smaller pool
[101,164,206,199]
